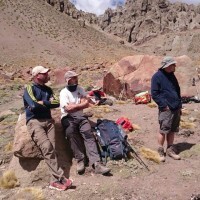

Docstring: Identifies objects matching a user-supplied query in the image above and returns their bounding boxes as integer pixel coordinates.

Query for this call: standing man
[23,66,72,191]
[59,0,64,12]
[60,71,111,175]
[151,57,182,162]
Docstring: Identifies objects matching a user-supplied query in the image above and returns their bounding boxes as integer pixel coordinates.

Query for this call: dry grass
[93,105,113,118]
[0,170,19,189]
[181,109,190,116]
[4,141,13,152]
[180,120,196,129]
[132,123,141,130]
[140,147,160,164]
[0,130,6,135]
[94,113,104,118]
[147,102,157,108]
[15,187,45,200]
[116,100,127,104]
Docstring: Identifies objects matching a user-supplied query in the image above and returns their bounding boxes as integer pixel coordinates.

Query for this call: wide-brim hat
[160,56,177,69]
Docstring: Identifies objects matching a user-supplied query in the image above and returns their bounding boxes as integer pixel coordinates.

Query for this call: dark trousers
[61,114,100,165]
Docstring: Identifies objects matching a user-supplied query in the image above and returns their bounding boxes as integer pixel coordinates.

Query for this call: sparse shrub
[15,187,45,200]
[0,170,18,189]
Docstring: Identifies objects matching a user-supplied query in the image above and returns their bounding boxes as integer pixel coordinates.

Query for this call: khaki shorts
[158,109,181,134]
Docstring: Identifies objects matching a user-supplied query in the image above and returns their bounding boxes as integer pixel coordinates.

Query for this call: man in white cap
[23,66,72,191]
[151,57,182,162]
[60,71,111,175]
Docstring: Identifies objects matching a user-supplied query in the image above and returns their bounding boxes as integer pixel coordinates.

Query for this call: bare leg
[158,132,165,147]
[166,132,174,147]
[157,132,166,162]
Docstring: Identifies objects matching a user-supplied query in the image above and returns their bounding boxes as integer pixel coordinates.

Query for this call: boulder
[13,114,42,158]
[9,109,72,186]
[53,67,69,85]
[103,55,197,99]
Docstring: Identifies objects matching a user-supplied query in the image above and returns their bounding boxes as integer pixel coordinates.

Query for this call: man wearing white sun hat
[151,57,182,162]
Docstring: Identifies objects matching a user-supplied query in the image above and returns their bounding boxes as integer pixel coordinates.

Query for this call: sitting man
[60,71,111,175]
[88,86,113,106]
[23,66,72,191]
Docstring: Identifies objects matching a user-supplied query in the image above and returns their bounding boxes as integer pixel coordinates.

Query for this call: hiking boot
[94,162,111,175]
[77,160,85,173]
[157,147,165,162]
[166,146,181,160]
[49,181,68,191]
[61,177,73,189]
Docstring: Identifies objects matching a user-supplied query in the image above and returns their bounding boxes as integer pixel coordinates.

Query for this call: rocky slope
[0,0,133,69]
[59,0,200,60]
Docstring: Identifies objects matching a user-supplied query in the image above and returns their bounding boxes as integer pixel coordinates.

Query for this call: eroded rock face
[10,109,72,186]
[47,0,200,59]
[103,55,197,98]
[97,0,200,44]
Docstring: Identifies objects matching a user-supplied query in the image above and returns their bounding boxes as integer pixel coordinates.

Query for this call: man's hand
[163,106,169,111]
[64,103,77,112]
[37,101,44,105]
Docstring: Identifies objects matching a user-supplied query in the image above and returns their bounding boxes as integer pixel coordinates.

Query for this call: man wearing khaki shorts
[23,66,72,190]
[151,57,182,162]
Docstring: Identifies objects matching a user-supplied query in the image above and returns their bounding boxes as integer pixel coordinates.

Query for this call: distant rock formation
[97,0,200,44]
[46,0,200,59]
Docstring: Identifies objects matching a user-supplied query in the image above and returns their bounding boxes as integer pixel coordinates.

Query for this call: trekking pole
[124,135,150,171]
[131,148,150,171]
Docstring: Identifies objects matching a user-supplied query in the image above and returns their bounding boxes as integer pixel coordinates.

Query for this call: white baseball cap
[32,66,50,77]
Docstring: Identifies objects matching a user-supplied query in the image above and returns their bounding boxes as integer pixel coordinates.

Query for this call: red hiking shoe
[49,181,68,191]
[61,177,73,189]
[49,178,72,191]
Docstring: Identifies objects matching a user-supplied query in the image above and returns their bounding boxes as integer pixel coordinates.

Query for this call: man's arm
[151,75,168,110]
[43,89,60,108]
[64,97,89,113]
[23,85,48,112]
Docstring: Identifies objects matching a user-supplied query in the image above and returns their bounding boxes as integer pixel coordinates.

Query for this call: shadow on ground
[174,142,196,153]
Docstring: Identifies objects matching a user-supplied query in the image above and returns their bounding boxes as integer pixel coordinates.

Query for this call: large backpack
[95,119,130,163]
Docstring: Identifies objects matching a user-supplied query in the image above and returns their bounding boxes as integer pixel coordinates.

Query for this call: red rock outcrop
[103,55,197,98]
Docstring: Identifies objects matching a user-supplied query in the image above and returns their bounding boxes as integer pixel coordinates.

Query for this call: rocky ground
[0,0,200,199]
[0,92,200,200]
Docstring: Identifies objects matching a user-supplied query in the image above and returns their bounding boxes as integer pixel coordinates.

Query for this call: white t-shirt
[60,86,86,119]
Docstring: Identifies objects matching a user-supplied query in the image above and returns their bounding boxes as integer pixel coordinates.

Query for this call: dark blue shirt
[23,83,60,123]
[151,69,182,111]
